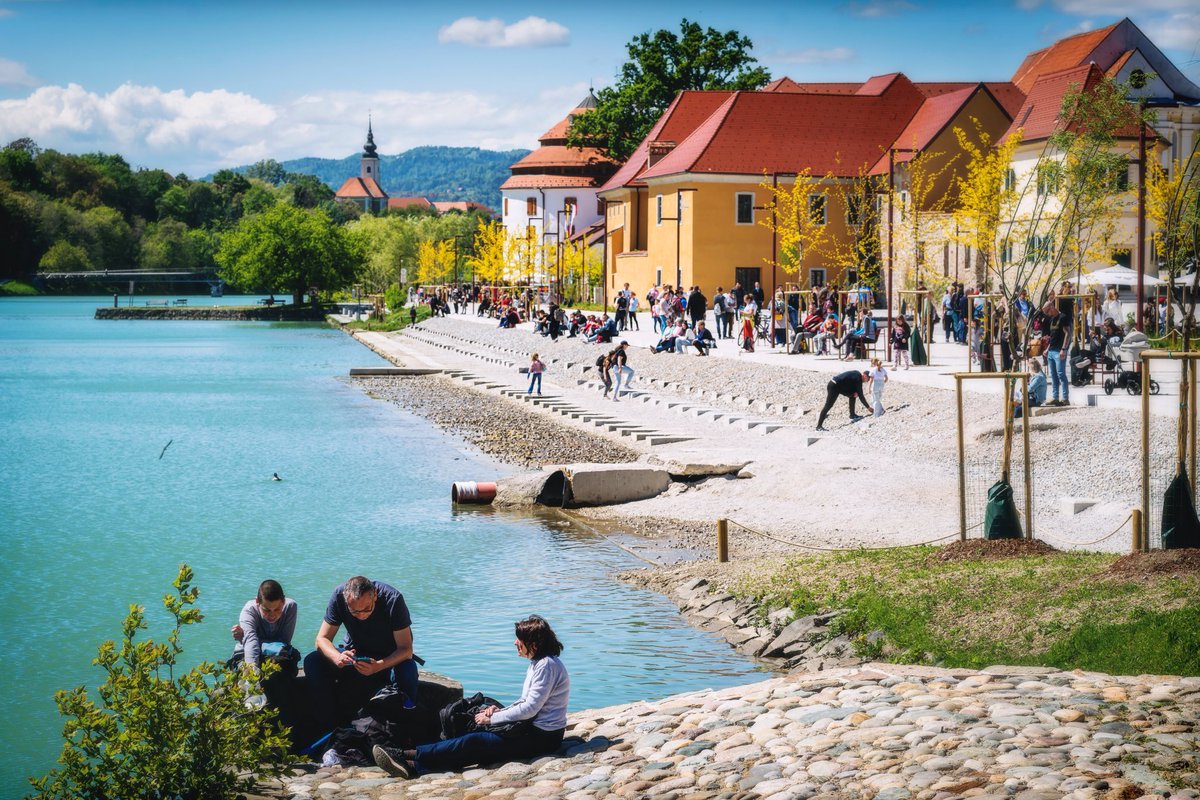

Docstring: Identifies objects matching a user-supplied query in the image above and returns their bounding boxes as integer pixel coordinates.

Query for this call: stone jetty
[260,663,1199,800]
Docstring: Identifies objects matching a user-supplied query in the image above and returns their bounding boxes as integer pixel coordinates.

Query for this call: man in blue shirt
[303,576,420,732]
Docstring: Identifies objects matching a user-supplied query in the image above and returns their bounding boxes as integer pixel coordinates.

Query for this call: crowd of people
[409,278,1161,420]
[226,576,570,778]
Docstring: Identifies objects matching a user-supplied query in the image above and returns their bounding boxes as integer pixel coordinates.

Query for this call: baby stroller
[1102,331,1160,396]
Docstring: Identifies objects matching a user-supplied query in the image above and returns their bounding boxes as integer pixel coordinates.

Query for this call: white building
[499,91,617,281]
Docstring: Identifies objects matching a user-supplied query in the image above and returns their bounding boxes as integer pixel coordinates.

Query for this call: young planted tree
[1147,139,1200,346]
[952,119,1023,289]
[28,565,289,800]
[889,146,958,293]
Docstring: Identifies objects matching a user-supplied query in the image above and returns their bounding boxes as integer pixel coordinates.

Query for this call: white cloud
[774,47,856,64]
[1140,11,1200,51]
[0,9,16,18]
[846,1,917,17]
[0,56,37,87]
[438,15,569,48]
[0,80,575,175]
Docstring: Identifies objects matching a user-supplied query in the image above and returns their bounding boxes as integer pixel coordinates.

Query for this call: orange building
[598,74,1018,300]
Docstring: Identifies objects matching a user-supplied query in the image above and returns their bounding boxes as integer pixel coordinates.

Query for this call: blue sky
[1,0,1197,175]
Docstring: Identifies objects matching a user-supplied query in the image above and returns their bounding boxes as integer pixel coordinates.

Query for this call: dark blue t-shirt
[324,580,412,658]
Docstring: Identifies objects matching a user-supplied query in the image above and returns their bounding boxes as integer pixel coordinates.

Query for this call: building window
[964,245,972,273]
[597,197,605,216]
[1110,163,1131,192]
[899,191,909,222]
[846,195,862,226]
[809,194,827,225]
[847,269,859,286]
[656,195,663,226]
[736,193,754,225]
[1036,164,1059,195]
[1000,239,1013,266]
[503,198,509,216]
[809,268,826,288]
[1003,169,1016,192]
[527,197,537,216]
[655,268,662,286]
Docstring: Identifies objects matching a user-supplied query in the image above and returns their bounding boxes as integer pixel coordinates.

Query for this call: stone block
[1060,496,1101,515]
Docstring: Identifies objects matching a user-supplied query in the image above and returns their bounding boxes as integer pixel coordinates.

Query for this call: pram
[1101,331,1160,396]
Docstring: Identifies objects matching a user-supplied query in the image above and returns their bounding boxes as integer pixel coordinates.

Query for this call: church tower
[361,117,381,185]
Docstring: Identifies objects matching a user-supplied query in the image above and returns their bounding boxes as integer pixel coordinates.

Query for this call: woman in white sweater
[374,616,569,778]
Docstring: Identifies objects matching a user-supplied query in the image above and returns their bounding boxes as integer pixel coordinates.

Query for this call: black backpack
[437,692,533,741]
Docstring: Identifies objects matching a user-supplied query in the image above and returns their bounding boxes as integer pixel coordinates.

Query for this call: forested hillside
[227,146,529,208]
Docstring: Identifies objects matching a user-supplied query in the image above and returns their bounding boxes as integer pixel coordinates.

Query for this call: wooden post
[1021,374,1033,540]
[1131,508,1144,554]
[1141,359,1152,551]
[956,377,967,541]
[717,518,729,563]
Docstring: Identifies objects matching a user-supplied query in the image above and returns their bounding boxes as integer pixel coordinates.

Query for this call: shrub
[28,565,290,800]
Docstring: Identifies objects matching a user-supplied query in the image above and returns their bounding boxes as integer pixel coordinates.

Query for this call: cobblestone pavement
[262,663,1200,800]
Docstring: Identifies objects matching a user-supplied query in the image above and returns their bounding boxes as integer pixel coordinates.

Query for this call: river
[0,296,763,795]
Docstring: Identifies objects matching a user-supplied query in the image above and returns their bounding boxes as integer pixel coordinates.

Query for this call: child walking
[527,353,545,395]
[868,357,888,417]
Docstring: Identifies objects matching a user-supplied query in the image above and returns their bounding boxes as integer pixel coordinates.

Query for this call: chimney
[647,141,677,167]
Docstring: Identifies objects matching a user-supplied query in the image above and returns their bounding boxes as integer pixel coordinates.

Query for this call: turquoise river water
[0,296,762,796]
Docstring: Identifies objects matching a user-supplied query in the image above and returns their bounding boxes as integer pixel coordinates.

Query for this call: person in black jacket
[816,370,871,430]
[688,287,707,326]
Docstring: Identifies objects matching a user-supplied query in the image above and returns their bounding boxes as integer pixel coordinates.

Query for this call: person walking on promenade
[628,293,640,330]
[527,353,544,395]
[609,341,634,401]
[688,286,707,328]
[372,616,569,780]
[739,297,758,353]
[1045,302,1071,406]
[712,288,727,339]
[868,358,888,417]
[816,370,870,431]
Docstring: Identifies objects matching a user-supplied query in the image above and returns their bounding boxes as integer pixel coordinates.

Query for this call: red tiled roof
[509,145,615,171]
[868,85,980,174]
[856,73,910,96]
[598,91,737,193]
[433,201,494,215]
[500,174,599,190]
[641,77,927,180]
[387,196,433,209]
[538,107,594,143]
[335,176,387,199]
[1106,49,1135,79]
[1000,63,1156,145]
[914,82,1026,117]
[1011,22,1119,93]
[765,77,861,95]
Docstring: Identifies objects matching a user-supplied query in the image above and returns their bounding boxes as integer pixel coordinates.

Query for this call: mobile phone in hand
[353,655,373,663]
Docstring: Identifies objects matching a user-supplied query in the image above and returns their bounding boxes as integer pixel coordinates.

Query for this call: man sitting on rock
[303,575,420,734]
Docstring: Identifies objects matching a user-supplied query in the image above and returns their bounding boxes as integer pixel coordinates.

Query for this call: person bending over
[816,370,870,431]
[303,575,420,734]
[373,615,569,779]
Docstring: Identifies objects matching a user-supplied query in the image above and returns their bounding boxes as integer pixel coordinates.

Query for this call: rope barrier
[1035,512,1132,548]
[723,518,973,553]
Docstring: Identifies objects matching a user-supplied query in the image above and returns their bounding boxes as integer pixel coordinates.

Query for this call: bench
[173,298,188,306]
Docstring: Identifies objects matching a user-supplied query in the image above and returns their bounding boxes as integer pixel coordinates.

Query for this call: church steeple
[360,116,381,186]
[363,115,378,158]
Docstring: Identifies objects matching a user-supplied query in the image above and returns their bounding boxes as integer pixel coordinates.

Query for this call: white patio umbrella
[1080,264,1165,287]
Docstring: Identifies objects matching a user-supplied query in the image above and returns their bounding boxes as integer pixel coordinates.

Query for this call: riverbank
[96,304,327,320]
[260,662,1200,799]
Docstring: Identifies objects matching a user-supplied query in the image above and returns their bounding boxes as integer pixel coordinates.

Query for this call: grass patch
[731,546,1200,675]
[0,280,40,296]
[347,305,433,332]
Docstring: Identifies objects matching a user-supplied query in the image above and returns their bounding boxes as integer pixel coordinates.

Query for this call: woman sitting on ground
[373,616,569,779]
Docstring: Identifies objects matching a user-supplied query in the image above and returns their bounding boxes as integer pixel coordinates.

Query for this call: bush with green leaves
[28,565,291,800]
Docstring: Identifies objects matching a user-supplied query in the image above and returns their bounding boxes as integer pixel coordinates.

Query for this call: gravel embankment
[353,375,639,468]
[415,317,1175,518]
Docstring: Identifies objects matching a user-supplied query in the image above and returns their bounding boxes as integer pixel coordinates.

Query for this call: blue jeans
[414,726,564,774]
[527,373,541,394]
[1047,350,1068,401]
[302,650,420,733]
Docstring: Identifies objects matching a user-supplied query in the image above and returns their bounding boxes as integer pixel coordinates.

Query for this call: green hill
[231,146,528,209]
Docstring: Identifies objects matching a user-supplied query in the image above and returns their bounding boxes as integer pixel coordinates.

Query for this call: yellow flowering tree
[416,238,455,286]
[757,169,836,287]
[889,146,958,293]
[1147,141,1200,345]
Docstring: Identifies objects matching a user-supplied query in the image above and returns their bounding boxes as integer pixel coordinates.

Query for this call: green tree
[1,138,41,192]
[216,203,362,303]
[80,206,137,269]
[38,240,93,272]
[28,565,289,800]
[245,159,286,186]
[566,19,770,161]
[241,182,278,216]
